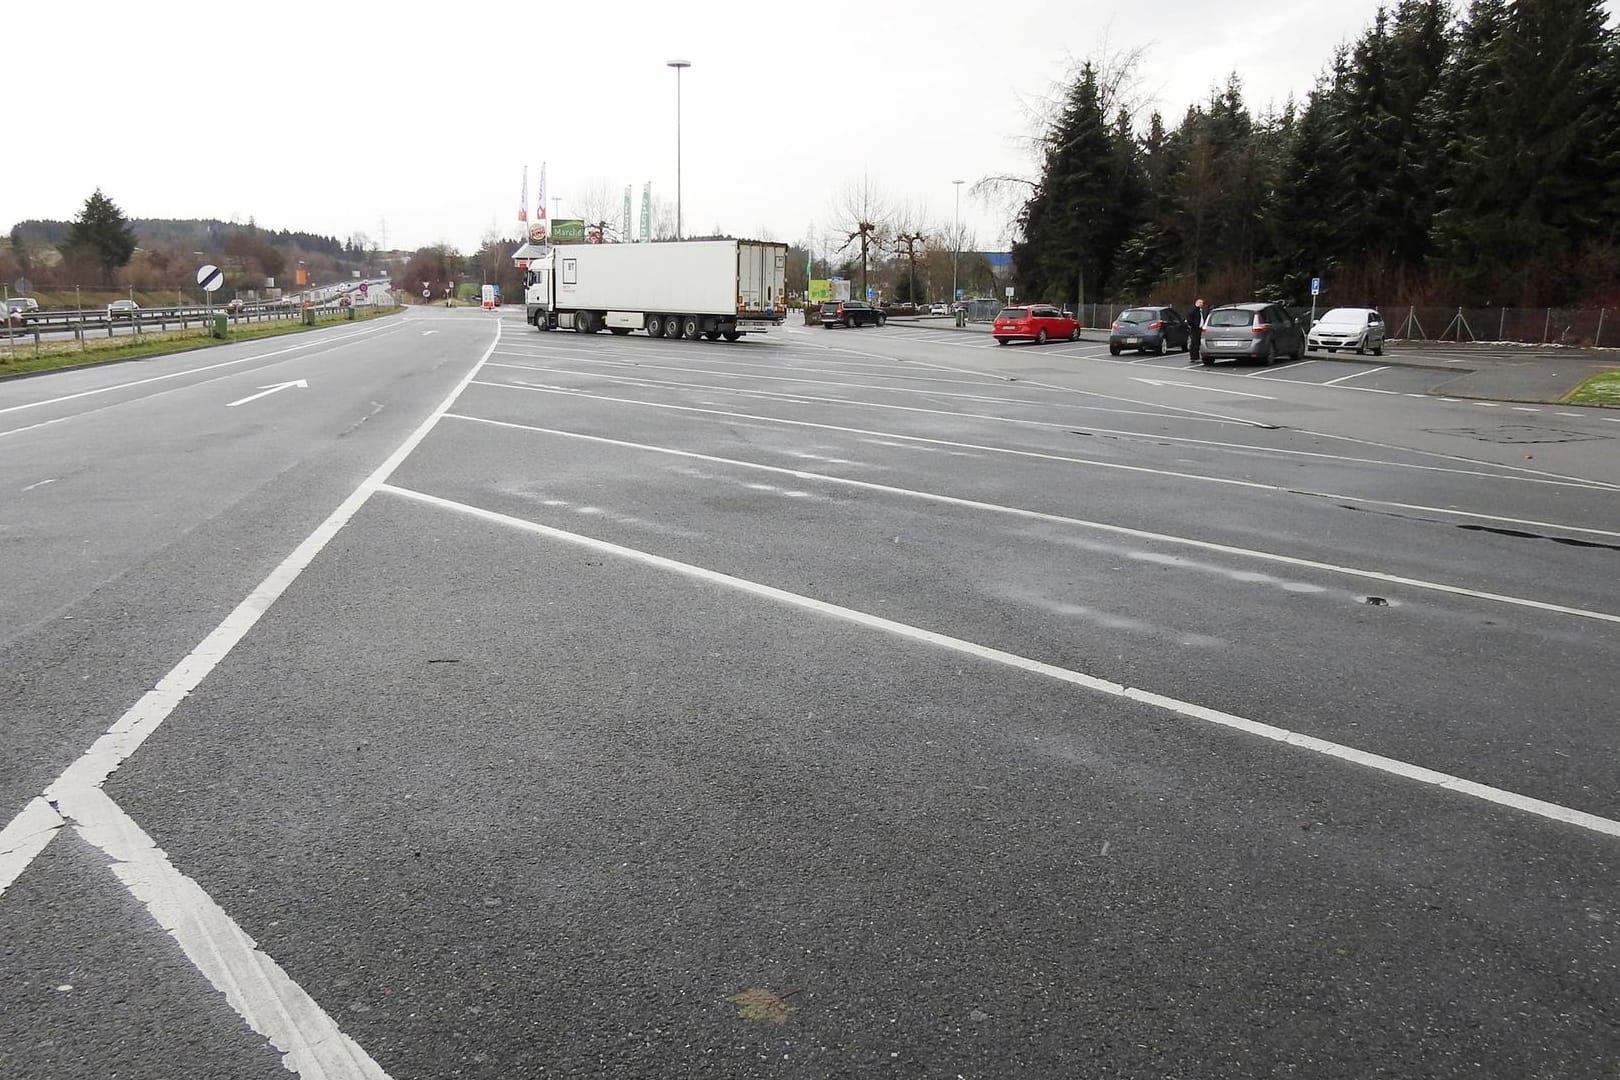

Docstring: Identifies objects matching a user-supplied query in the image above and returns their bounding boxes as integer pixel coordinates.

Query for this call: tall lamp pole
[951,179,964,306]
[667,59,691,240]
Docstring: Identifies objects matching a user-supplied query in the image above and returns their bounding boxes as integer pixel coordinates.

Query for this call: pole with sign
[1310,275,1321,330]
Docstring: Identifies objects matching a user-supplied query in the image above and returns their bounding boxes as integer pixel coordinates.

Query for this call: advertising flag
[537,163,548,223]
[623,186,632,244]
[639,182,651,242]
[519,165,528,223]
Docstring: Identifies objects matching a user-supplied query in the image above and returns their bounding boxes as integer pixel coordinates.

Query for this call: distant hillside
[9,218,353,258]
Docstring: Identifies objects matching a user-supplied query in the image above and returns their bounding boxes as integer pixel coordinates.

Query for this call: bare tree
[828,171,892,297]
[573,177,621,242]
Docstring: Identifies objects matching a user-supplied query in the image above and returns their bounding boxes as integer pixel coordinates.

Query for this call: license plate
[1214,340,1241,348]
[1124,337,1138,344]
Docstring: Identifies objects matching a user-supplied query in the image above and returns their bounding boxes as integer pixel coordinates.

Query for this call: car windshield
[1119,309,1157,324]
[1318,309,1366,325]
[1207,309,1256,327]
[1000,308,1028,319]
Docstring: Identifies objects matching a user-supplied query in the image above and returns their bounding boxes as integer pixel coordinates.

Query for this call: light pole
[667,59,691,240]
[951,179,964,307]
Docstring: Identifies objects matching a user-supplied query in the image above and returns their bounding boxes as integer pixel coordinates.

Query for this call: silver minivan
[1199,303,1305,366]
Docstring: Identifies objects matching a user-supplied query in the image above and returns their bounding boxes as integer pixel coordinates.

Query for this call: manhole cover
[1426,425,1611,444]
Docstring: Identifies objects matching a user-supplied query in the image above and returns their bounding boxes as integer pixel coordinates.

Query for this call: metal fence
[1056,303,1618,346]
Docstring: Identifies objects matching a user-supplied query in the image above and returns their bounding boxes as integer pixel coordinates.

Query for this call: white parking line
[380,482,1620,841]
[1512,407,1541,413]
[1323,366,1391,385]
[476,378,1614,491]
[1243,360,1318,377]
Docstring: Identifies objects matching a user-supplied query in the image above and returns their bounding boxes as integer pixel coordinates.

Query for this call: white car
[928,303,949,316]
[1307,307,1385,356]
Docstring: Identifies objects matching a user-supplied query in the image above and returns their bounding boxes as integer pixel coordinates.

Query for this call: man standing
[1187,297,1206,363]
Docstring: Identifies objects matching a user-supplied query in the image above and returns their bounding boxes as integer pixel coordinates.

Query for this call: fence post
[1543,308,1552,343]
[1499,308,1505,341]
[1597,308,1605,348]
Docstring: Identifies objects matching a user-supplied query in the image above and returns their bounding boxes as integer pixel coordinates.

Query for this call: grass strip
[0,308,400,378]
[1564,369,1620,406]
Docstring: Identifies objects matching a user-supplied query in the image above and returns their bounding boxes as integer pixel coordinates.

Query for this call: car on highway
[1199,302,1305,365]
[226,298,245,314]
[1108,305,1191,355]
[929,303,950,316]
[992,303,1079,345]
[1307,306,1385,355]
[5,297,39,325]
[107,299,140,320]
[820,300,885,328]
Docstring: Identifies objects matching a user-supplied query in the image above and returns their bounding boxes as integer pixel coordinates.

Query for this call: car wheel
[1355,335,1366,356]
[1108,344,1121,356]
[876,315,886,327]
[1036,328,1047,345]
[1373,342,1383,356]
[1070,327,1080,342]
[996,338,1009,346]
[1262,341,1276,366]
[1154,341,1165,356]
[1201,355,1215,366]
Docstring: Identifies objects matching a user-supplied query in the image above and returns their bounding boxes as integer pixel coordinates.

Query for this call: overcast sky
[7,1,1616,257]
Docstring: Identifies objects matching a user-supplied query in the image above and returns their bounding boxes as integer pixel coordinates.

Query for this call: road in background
[3,307,1616,1078]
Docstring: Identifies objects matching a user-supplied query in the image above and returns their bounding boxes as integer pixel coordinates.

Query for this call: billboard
[550,219,587,243]
[807,279,831,303]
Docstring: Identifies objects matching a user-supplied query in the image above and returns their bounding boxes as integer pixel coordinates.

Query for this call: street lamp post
[951,179,964,308]
[667,60,691,240]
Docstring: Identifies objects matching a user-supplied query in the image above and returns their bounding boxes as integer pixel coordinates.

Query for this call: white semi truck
[523,239,788,341]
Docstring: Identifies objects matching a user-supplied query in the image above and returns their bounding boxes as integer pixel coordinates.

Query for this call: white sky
[6,1,1614,255]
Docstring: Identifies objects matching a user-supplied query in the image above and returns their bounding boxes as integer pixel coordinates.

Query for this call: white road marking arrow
[226,380,308,408]
[1131,377,1276,400]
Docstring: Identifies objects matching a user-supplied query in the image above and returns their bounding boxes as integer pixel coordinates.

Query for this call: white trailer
[523,239,787,341]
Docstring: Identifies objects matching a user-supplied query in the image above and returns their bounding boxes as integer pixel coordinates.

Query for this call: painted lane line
[444,412,1620,619]
[473,378,1614,493]
[0,798,65,897]
[380,483,1620,841]
[1131,377,1277,399]
[1323,366,1391,385]
[447,412,1620,544]
[489,359,1246,430]
[1512,407,1541,413]
[21,477,58,492]
[1242,360,1318,377]
[60,785,393,1079]
[0,322,393,417]
[2,321,504,903]
[225,379,308,408]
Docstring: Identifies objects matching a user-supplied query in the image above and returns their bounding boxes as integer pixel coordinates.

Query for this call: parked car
[992,303,1080,345]
[820,300,885,328]
[1108,305,1190,355]
[1199,302,1305,365]
[5,297,39,325]
[107,299,140,320]
[929,303,950,316]
[1307,306,1385,355]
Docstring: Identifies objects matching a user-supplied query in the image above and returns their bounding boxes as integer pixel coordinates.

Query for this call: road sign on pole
[197,264,224,292]
[1310,276,1321,296]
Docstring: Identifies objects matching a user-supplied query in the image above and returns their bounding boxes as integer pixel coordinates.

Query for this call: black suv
[820,300,886,328]
[1108,305,1190,355]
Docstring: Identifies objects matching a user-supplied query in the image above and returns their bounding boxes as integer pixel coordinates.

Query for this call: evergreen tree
[65,189,138,283]
[1264,59,1349,299]
[1011,64,1140,305]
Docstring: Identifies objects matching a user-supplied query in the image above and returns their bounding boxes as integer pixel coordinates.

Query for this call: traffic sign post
[1310,275,1321,329]
[197,264,226,337]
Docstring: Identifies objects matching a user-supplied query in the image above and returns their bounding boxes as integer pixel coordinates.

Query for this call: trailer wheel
[682,316,701,340]
[722,332,741,342]
[662,314,682,338]
[703,330,721,341]
[646,315,664,337]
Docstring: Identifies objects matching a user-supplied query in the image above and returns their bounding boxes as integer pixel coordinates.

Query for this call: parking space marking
[474,379,1616,491]
[380,482,1620,840]
[1242,360,1318,377]
[1323,366,1391,385]
[1512,407,1541,412]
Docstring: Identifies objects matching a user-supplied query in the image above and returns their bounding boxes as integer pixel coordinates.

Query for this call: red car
[993,303,1079,345]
